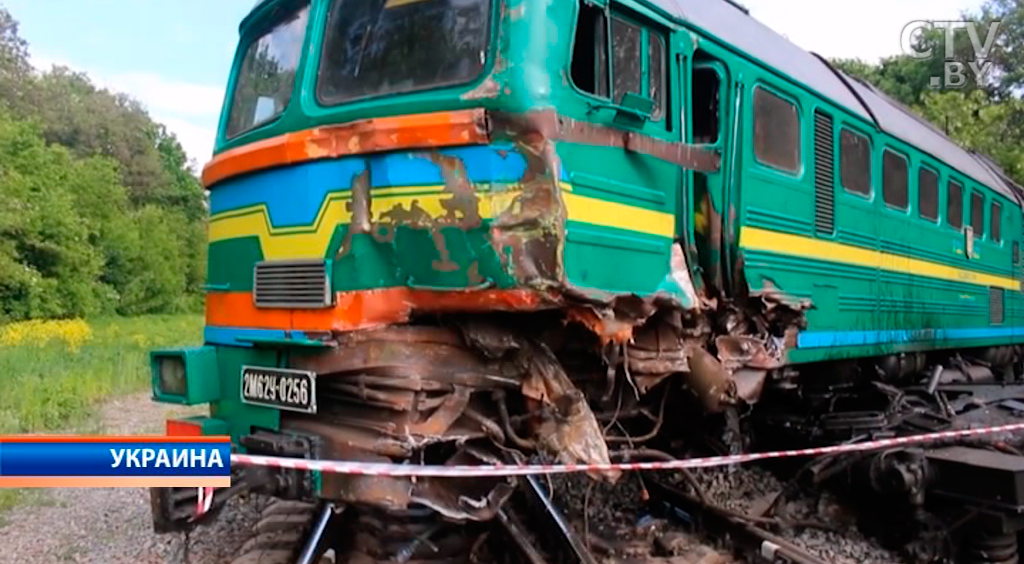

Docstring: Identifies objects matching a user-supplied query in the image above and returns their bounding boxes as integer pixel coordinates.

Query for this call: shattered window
[648,33,664,118]
[570,3,666,122]
[317,0,491,105]
[611,17,642,104]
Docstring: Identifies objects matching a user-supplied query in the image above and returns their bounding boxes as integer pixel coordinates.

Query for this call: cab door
[683,49,734,298]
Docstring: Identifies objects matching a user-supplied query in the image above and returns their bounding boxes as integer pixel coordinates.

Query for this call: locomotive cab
[148,0,739,551]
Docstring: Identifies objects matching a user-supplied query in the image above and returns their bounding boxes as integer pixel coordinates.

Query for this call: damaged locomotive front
[147,0,813,560]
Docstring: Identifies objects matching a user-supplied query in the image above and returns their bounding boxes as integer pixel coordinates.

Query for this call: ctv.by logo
[900,20,1002,89]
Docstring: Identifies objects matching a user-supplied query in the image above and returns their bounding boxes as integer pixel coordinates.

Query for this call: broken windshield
[316,0,491,105]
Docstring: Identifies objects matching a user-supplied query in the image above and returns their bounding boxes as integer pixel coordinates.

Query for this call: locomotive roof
[652,0,1021,203]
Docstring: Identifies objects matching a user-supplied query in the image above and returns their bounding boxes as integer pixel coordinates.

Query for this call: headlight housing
[150,347,220,405]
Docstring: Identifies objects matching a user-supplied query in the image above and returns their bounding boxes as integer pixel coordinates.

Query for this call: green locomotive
[148,0,1024,560]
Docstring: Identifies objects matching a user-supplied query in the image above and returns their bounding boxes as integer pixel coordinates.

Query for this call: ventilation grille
[253,260,332,309]
[990,286,1004,324]
[813,110,835,235]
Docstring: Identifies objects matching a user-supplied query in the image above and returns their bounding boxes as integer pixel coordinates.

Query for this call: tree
[0,7,37,117]
[33,68,172,203]
[974,0,1024,98]
[829,0,1024,186]
[0,6,209,321]
[918,90,1024,182]
[0,112,108,319]
[831,23,984,108]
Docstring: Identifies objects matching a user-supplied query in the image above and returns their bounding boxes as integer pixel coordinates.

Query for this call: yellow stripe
[563,192,675,237]
[209,182,675,260]
[741,226,1018,290]
[210,187,523,259]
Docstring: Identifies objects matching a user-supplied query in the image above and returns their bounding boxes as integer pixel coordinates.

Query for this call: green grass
[0,314,203,434]
[0,314,203,516]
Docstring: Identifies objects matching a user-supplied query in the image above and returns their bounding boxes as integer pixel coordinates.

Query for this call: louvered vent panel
[990,286,1004,325]
[813,110,835,235]
[253,260,332,309]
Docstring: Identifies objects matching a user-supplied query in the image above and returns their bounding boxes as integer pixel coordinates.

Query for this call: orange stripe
[0,435,230,443]
[206,288,552,332]
[0,477,231,488]
[202,109,489,188]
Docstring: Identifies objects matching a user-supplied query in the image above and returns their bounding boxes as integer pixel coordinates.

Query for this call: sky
[0,0,987,171]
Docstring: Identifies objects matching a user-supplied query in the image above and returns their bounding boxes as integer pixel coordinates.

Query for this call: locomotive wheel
[230,498,333,564]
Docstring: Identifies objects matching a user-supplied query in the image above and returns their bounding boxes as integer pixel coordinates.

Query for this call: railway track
[221,466,871,564]
[218,431,1024,564]
[212,381,1024,564]
[643,476,832,564]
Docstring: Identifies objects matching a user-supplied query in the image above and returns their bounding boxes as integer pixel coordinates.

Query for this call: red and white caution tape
[226,421,1024,478]
[194,486,214,517]
[193,421,1024,518]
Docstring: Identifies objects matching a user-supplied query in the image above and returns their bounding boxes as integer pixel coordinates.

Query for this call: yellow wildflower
[0,319,93,353]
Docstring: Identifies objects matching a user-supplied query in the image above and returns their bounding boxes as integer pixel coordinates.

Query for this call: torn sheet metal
[287,323,621,517]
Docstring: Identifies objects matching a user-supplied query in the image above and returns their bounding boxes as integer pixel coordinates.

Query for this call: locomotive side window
[753,86,801,173]
[692,66,721,144]
[918,167,939,221]
[947,180,963,230]
[840,128,871,196]
[611,18,642,104]
[227,1,311,139]
[992,201,1002,243]
[570,3,608,97]
[882,149,908,210]
[570,5,665,121]
[647,34,665,119]
[970,190,985,238]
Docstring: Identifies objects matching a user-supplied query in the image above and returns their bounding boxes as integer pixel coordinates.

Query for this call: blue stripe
[204,326,311,347]
[798,326,1024,349]
[211,325,1024,351]
[208,143,529,227]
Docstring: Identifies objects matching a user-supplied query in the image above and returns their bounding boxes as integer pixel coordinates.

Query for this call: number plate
[240,366,317,414]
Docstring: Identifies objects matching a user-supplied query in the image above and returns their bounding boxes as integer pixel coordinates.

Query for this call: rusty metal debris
[685,347,736,413]
[286,323,622,516]
[488,110,722,173]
